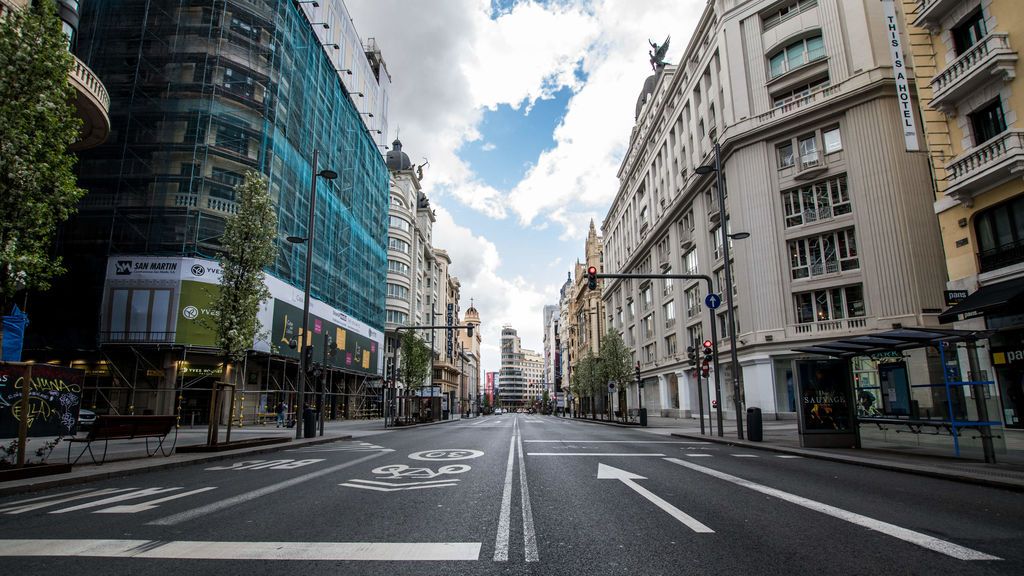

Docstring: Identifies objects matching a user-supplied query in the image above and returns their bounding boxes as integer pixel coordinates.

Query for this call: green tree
[573,349,604,418]
[206,171,275,443]
[0,1,84,316]
[398,330,432,392]
[600,328,634,413]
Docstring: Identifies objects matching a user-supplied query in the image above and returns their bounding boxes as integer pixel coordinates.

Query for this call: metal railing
[931,33,1015,97]
[100,331,176,344]
[979,239,1024,273]
[946,130,1024,187]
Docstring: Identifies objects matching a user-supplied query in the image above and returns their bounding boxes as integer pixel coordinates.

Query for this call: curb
[384,416,482,430]
[562,417,640,429]
[670,432,1024,492]
[0,434,352,497]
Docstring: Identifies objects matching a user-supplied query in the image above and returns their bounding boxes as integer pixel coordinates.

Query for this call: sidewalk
[559,413,1024,490]
[0,415,473,497]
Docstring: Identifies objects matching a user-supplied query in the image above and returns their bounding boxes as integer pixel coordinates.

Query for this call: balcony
[68,54,111,151]
[100,331,175,344]
[930,34,1017,114]
[679,226,695,249]
[707,197,721,223]
[979,238,1024,273]
[944,130,1024,203]
[789,317,869,337]
[913,0,962,32]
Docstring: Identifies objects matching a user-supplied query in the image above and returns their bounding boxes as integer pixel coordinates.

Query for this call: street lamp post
[287,149,337,440]
[696,141,748,440]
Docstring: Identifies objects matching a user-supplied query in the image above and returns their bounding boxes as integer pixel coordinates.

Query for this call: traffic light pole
[596,273,724,436]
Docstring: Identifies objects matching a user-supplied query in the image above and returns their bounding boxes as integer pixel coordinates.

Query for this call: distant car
[494,408,503,415]
[77,408,96,432]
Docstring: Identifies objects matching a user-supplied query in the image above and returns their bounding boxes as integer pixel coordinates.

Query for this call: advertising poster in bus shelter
[795,359,857,448]
[0,364,83,438]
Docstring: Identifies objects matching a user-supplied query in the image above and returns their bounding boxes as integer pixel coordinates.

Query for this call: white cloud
[346,0,705,369]
[481,142,496,152]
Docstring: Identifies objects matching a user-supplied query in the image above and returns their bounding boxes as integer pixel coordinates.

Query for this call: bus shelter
[794,328,1004,463]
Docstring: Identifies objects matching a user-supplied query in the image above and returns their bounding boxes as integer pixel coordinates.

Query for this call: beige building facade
[602,0,947,420]
[903,0,1024,428]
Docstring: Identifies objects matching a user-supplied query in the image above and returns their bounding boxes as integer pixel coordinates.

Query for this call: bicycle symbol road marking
[407,449,484,461]
[371,464,471,479]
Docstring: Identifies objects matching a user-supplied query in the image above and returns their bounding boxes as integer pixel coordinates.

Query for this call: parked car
[77,408,96,432]
[493,408,504,415]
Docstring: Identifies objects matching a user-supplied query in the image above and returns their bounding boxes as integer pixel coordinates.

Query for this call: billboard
[271,299,379,376]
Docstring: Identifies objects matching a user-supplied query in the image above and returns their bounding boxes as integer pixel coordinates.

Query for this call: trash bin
[639,408,648,427]
[747,407,763,442]
[303,407,317,438]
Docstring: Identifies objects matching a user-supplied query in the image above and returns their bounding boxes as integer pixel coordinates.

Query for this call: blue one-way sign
[705,293,722,310]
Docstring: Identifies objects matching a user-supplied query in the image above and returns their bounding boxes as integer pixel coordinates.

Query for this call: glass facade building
[58,0,387,341]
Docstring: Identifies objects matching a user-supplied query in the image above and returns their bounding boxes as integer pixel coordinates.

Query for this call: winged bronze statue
[649,35,671,70]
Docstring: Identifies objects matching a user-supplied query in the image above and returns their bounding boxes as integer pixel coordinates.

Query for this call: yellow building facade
[903,0,1024,428]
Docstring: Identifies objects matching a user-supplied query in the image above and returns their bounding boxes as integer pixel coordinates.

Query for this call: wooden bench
[66,415,178,465]
[857,416,1001,439]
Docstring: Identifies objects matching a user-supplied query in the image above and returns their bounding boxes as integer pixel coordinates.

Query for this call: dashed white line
[493,431,516,561]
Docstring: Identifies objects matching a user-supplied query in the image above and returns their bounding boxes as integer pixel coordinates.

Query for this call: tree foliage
[398,330,432,391]
[0,1,84,312]
[600,329,634,393]
[212,171,276,361]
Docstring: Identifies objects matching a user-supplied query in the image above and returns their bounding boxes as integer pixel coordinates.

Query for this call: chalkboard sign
[0,363,83,438]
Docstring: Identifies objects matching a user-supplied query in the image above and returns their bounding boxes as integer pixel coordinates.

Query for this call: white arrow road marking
[0,489,135,515]
[0,539,481,561]
[93,487,219,514]
[50,488,183,514]
[597,464,714,533]
[664,457,1000,561]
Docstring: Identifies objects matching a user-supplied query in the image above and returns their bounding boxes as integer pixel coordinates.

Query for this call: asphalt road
[0,414,1021,575]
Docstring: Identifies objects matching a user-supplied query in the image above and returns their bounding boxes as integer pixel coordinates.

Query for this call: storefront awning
[938,277,1024,324]
[791,328,990,358]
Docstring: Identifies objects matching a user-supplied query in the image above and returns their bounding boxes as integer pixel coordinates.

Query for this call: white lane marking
[682,454,713,458]
[0,489,135,515]
[50,488,182,514]
[339,479,460,487]
[148,451,388,526]
[776,455,803,459]
[493,424,517,561]
[524,440,709,444]
[597,464,714,533]
[516,425,539,562]
[664,458,1001,561]
[94,488,218,514]
[732,454,759,458]
[527,453,666,457]
[0,539,481,561]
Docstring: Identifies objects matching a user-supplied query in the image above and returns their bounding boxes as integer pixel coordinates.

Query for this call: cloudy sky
[346,0,704,375]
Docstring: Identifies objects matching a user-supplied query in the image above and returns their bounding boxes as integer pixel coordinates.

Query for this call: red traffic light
[587,266,597,275]
[702,340,712,348]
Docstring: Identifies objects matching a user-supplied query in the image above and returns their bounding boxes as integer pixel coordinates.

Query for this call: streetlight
[695,141,749,440]
[286,149,337,439]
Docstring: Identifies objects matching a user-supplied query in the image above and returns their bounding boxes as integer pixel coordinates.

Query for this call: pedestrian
[276,401,286,427]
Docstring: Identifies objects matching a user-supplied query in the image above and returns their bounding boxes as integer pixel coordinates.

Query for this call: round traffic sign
[705,293,722,310]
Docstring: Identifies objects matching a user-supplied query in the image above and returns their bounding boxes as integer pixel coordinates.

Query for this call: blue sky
[346,0,703,373]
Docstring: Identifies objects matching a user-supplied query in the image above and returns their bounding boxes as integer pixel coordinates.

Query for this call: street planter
[0,462,72,482]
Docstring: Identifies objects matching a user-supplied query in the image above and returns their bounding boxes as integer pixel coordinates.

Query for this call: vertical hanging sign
[446,303,454,360]
[882,0,920,151]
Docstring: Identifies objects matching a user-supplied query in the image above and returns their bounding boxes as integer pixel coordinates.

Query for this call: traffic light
[686,345,697,368]
[702,340,713,363]
[586,266,598,290]
[304,345,315,374]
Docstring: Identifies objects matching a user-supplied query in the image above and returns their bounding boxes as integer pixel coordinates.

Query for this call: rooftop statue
[649,35,671,71]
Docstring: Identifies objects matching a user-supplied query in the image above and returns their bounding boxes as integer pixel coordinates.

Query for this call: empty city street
[0,415,1020,575]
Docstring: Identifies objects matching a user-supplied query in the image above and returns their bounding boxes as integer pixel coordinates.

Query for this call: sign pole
[16,365,31,468]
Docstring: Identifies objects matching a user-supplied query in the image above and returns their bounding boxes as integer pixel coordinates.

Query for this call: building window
[639,205,649,229]
[683,249,698,275]
[641,313,655,340]
[685,285,702,318]
[782,174,851,227]
[627,300,635,320]
[389,216,411,233]
[953,8,987,56]
[664,300,677,327]
[789,228,859,279]
[388,238,410,254]
[386,310,409,325]
[763,0,818,31]
[643,343,656,363]
[665,333,678,356]
[823,126,842,153]
[718,309,739,338]
[772,76,830,108]
[388,260,410,276]
[687,324,704,349]
[386,283,409,300]
[974,195,1024,272]
[798,134,819,169]
[769,34,825,78]
[794,284,865,323]
[641,284,653,310]
[626,327,635,346]
[778,141,795,168]
[969,99,1007,146]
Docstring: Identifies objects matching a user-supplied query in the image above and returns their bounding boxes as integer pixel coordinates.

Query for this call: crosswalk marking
[94,488,219,514]
[0,488,138,515]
